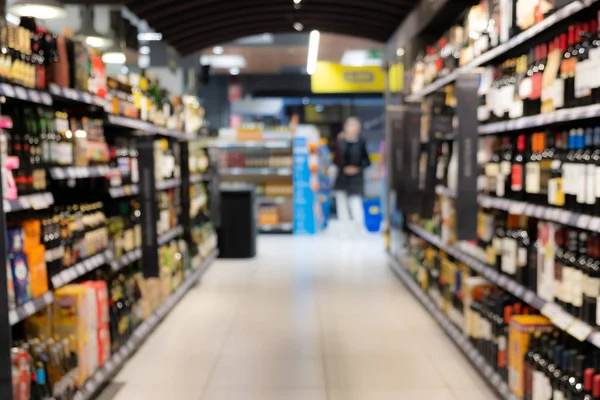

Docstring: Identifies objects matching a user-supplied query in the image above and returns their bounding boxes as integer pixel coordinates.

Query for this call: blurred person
[334,117,371,233]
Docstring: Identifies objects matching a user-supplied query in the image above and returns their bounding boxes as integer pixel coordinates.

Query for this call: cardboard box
[9,253,31,306]
[85,281,109,328]
[27,246,48,298]
[98,324,111,367]
[508,315,553,398]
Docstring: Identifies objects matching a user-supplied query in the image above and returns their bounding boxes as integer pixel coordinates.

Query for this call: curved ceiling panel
[80,0,416,54]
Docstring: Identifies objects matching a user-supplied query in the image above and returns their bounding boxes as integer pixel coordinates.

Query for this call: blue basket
[363,198,382,232]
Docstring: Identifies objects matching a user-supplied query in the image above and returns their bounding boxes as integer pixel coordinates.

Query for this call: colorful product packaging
[10,253,31,306]
[508,315,553,398]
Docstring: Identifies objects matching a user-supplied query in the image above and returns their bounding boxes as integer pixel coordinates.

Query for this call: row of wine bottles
[482,128,600,215]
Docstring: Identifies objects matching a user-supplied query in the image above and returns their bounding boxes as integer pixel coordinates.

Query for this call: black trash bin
[217,185,257,258]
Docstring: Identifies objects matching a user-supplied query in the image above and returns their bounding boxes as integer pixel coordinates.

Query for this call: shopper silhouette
[334,117,371,233]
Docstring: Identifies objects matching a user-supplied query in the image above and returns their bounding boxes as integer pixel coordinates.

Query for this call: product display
[390,1,600,399]
[0,15,218,400]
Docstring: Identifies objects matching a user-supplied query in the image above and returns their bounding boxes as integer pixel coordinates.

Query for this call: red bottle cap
[593,375,600,397]
[568,25,575,45]
[560,33,567,51]
[514,302,523,315]
[585,368,595,391]
[517,135,526,152]
[503,305,513,322]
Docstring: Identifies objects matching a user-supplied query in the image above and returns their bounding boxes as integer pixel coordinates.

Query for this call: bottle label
[585,163,596,204]
[562,266,573,305]
[575,59,593,98]
[584,276,600,297]
[497,173,506,197]
[577,164,587,204]
[563,163,572,195]
[497,335,507,368]
[36,368,46,385]
[525,162,541,194]
[572,269,583,307]
[502,237,518,274]
[511,164,523,191]
[517,247,528,267]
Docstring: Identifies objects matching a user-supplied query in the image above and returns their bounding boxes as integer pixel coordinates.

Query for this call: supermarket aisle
[98,223,496,400]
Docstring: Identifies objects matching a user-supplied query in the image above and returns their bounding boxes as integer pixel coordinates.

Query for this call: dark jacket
[335,137,371,195]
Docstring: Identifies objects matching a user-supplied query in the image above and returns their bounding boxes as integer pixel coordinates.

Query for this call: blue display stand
[293,136,316,234]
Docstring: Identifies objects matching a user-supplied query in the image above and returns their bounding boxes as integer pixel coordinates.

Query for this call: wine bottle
[564,129,578,210]
[525,133,541,203]
[563,26,576,108]
[511,134,526,200]
[498,137,513,198]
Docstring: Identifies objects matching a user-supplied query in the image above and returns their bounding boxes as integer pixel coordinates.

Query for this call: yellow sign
[388,63,404,92]
[311,62,385,93]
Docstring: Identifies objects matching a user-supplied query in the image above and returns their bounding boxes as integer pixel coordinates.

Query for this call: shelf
[3,192,54,213]
[156,178,181,191]
[110,248,143,273]
[479,194,600,233]
[189,173,211,184]
[479,103,600,135]
[49,165,110,180]
[73,250,218,400]
[221,167,293,176]
[47,83,109,108]
[388,252,512,399]
[8,292,54,326]
[406,1,588,101]
[108,184,139,199]
[406,223,600,349]
[435,185,600,233]
[51,250,114,289]
[258,196,291,204]
[157,225,184,245]
[106,115,186,140]
[0,82,53,105]
[258,223,293,233]
[214,140,292,149]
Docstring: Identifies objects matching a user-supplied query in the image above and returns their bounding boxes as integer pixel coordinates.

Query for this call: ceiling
[202,34,383,74]
[74,0,416,55]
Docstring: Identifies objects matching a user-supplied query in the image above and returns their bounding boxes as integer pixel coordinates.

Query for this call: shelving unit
[258,223,293,233]
[0,76,219,399]
[388,253,512,399]
[405,223,600,347]
[71,250,218,400]
[406,0,593,101]
[220,167,293,176]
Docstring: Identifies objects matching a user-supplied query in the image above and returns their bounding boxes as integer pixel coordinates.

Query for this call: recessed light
[293,0,301,3]
[229,67,240,75]
[213,46,224,55]
[139,46,151,55]
[293,22,304,31]
[396,48,405,57]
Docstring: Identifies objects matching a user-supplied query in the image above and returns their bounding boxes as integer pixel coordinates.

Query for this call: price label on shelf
[51,275,62,288]
[43,292,53,303]
[534,206,545,219]
[23,302,35,316]
[541,303,561,319]
[48,83,60,95]
[28,90,40,103]
[552,310,574,330]
[567,320,593,341]
[560,210,573,224]
[84,259,93,271]
[76,264,85,275]
[15,86,27,100]
[578,215,591,229]
[40,92,52,105]
[82,92,93,104]
[524,290,536,304]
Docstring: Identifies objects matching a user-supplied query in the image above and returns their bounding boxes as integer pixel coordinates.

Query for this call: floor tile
[96,228,502,400]
[201,388,328,400]
[207,355,325,389]
[325,354,446,390]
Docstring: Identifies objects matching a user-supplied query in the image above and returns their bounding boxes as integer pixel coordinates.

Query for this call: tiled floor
[97,224,497,400]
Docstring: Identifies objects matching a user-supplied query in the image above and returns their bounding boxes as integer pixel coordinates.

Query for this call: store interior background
[37,4,388,202]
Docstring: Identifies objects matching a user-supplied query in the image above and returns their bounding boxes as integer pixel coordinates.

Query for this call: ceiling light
[8,0,67,19]
[294,0,302,3]
[396,48,405,57]
[76,6,113,49]
[229,67,240,75]
[293,22,304,32]
[139,45,150,55]
[213,46,224,55]
[137,32,162,41]
[306,30,320,75]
